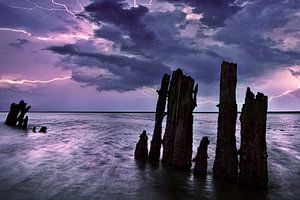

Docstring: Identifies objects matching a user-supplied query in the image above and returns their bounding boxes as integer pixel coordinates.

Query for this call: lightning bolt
[0,76,71,85]
[3,0,83,16]
[269,67,300,101]
[0,27,32,36]
[6,0,65,12]
[0,2,94,41]
[50,0,78,17]
[270,86,300,101]
[76,0,84,10]
[0,0,98,41]
[0,27,91,42]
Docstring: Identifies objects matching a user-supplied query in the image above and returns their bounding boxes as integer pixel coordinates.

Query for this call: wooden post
[238,88,268,189]
[213,61,238,182]
[17,101,31,128]
[134,130,149,162]
[5,100,31,129]
[148,74,170,162]
[162,69,197,170]
[162,69,183,166]
[193,136,210,177]
[172,76,197,170]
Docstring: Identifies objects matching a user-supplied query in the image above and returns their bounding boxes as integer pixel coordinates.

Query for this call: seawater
[0,113,299,200]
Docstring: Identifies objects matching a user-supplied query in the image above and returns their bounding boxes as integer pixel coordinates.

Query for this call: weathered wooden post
[5,100,31,129]
[148,74,170,162]
[238,87,268,189]
[134,130,149,162]
[193,136,210,177]
[162,69,182,166]
[213,61,238,182]
[5,103,20,126]
[17,101,31,128]
[162,69,198,170]
[172,76,197,170]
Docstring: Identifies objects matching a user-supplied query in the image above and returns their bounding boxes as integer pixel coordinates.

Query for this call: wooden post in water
[5,100,31,129]
[213,61,238,182]
[193,136,210,177]
[162,69,198,170]
[134,130,149,162]
[148,74,170,162]
[238,87,268,189]
[172,75,197,170]
[162,70,182,166]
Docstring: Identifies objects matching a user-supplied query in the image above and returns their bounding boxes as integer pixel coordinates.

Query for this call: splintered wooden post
[213,61,238,182]
[162,69,183,166]
[134,130,149,162]
[17,101,31,128]
[238,88,268,189]
[193,136,210,177]
[148,73,170,162]
[172,76,196,170]
[162,69,197,170]
[5,100,31,129]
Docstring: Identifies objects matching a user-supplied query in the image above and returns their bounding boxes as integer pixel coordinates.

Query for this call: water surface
[0,113,299,199]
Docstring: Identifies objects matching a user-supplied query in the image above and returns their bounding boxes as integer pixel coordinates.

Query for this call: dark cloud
[60,2,225,89]
[47,44,79,55]
[47,0,300,94]
[159,0,241,27]
[84,0,148,28]
[8,38,29,48]
[79,0,156,49]
[47,44,172,91]
[214,0,300,78]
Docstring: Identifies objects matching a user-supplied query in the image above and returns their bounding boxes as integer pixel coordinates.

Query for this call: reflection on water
[0,113,299,199]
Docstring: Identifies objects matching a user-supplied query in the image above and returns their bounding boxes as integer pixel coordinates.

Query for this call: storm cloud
[158,0,241,27]
[1,0,300,111]
[45,0,300,92]
[47,44,172,91]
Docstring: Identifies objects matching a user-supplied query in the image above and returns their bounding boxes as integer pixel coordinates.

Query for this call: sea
[0,113,299,200]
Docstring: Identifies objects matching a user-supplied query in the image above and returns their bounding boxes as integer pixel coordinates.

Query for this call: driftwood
[134,130,148,162]
[5,100,31,130]
[238,87,268,189]
[193,136,210,177]
[148,74,170,162]
[162,69,198,170]
[213,61,238,182]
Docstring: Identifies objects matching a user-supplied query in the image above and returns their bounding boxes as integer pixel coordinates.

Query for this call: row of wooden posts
[134,61,268,189]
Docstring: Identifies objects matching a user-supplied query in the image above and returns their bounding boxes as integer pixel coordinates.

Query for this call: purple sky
[0,0,299,111]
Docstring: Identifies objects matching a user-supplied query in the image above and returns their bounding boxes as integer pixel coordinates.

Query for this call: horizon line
[0,111,300,114]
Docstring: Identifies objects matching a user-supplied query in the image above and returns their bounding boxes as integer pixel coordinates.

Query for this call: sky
[0,0,299,111]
